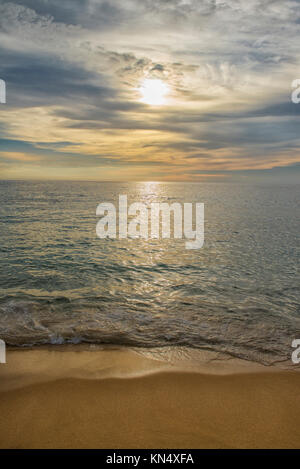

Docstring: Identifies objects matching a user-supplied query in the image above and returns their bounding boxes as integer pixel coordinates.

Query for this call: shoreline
[1,344,294,392]
[0,346,299,448]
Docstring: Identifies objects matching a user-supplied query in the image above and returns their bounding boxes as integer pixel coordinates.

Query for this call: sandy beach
[0,346,299,449]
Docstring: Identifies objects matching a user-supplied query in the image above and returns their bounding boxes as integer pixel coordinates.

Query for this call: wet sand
[0,347,299,449]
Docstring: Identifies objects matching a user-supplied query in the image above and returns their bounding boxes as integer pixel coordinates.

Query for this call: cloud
[0,151,41,162]
[0,0,300,180]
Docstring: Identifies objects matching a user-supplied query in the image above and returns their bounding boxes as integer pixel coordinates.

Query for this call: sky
[0,0,300,182]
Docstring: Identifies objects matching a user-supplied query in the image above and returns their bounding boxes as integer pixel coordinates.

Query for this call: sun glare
[139,79,169,105]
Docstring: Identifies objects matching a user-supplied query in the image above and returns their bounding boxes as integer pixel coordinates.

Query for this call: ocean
[0,180,299,365]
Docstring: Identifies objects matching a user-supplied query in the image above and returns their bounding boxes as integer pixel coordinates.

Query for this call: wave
[0,298,298,366]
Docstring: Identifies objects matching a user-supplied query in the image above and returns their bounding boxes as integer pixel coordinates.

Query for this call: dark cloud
[0,48,114,109]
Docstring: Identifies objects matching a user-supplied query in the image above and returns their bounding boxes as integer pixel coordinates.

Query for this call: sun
[139,79,169,105]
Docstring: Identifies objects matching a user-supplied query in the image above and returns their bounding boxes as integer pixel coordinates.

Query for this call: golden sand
[0,347,299,449]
